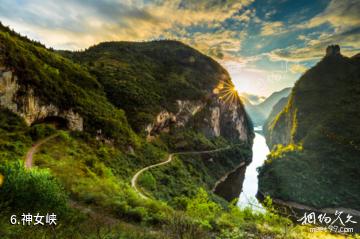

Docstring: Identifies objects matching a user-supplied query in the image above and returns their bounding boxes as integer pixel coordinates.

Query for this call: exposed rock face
[326,44,341,57]
[146,100,205,139]
[263,96,290,148]
[210,106,221,137]
[197,95,252,143]
[220,100,250,142]
[0,67,18,112]
[146,94,252,144]
[0,67,83,131]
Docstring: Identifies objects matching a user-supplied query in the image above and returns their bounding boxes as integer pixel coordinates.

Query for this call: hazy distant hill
[241,87,291,126]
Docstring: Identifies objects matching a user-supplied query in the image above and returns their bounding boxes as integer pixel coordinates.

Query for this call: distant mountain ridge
[241,87,291,126]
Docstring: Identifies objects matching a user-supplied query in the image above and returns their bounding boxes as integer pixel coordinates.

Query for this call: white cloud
[0,0,254,51]
[260,21,285,36]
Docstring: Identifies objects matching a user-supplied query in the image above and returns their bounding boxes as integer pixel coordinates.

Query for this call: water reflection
[237,127,269,211]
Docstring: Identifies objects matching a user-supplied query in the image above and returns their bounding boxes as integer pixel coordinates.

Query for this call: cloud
[239,92,265,104]
[266,0,360,62]
[0,0,254,51]
[260,21,284,36]
[290,64,307,74]
[306,0,360,33]
[0,0,359,97]
[187,30,246,59]
[267,28,360,62]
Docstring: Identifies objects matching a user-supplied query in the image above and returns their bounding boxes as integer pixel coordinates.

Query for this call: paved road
[24,134,59,169]
[131,146,231,199]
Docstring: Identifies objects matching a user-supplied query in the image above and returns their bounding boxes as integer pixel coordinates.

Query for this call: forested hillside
[0,23,353,238]
[260,46,360,210]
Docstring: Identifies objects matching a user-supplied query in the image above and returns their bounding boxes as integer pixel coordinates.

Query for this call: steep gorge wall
[145,90,254,202]
[0,66,83,131]
[259,46,360,210]
[146,94,253,145]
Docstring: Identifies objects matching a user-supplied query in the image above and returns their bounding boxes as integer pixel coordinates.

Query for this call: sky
[0,0,359,97]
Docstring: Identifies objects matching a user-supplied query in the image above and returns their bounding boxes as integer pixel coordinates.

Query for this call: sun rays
[213,80,240,105]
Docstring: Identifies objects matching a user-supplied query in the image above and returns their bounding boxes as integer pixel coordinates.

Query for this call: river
[237,126,269,211]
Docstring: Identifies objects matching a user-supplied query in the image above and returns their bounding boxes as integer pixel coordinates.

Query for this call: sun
[213,81,240,105]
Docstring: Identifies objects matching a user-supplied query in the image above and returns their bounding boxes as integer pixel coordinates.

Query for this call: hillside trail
[22,133,164,236]
[24,133,60,169]
[131,146,231,199]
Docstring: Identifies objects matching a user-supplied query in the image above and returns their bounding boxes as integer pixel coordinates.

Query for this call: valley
[0,20,359,239]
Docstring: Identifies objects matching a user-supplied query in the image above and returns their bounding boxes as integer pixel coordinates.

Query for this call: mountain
[60,41,254,144]
[259,45,360,210]
[240,92,265,105]
[255,87,291,120]
[241,87,291,126]
[263,96,289,136]
[0,23,259,238]
[239,95,266,126]
[0,23,347,239]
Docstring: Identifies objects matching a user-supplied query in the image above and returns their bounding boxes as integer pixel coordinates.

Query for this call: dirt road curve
[131,146,231,199]
[24,134,59,169]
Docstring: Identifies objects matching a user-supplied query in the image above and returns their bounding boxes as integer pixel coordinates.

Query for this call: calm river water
[237,127,269,211]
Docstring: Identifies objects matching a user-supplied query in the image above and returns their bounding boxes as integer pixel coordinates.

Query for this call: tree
[186,188,221,229]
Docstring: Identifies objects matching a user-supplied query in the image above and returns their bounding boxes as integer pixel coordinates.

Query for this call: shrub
[139,172,157,191]
[186,188,221,229]
[0,161,68,215]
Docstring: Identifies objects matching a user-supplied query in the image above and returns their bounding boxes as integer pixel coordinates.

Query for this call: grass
[0,22,358,238]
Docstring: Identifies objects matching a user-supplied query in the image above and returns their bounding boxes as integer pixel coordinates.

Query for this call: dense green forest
[61,40,232,132]
[0,23,355,238]
[260,48,360,210]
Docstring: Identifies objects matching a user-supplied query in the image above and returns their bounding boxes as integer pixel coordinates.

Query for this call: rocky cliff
[1,23,254,204]
[64,41,254,146]
[61,40,254,202]
[0,66,83,131]
[146,95,251,144]
[0,24,137,146]
[263,96,289,145]
[259,46,360,210]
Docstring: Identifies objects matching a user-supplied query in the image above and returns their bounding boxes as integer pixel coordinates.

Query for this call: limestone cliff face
[146,100,205,139]
[263,96,290,148]
[196,95,252,143]
[263,97,295,149]
[146,93,253,144]
[0,66,83,131]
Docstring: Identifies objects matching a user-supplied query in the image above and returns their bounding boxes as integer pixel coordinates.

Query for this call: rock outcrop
[326,44,341,57]
[0,67,83,131]
[146,94,252,144]
[145,100,205,139]
[263,96,290,147]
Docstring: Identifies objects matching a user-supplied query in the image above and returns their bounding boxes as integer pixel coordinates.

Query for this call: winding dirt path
[131,146,231,199]
[24,134,60,169]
